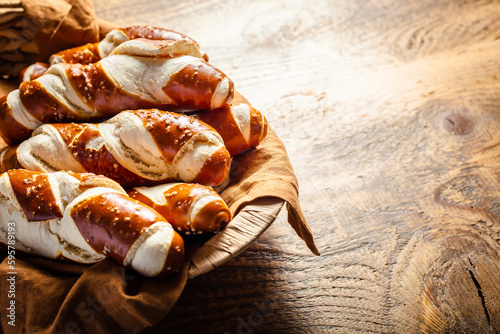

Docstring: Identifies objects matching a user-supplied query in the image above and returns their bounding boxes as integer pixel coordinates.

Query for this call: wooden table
[92,0,500,332]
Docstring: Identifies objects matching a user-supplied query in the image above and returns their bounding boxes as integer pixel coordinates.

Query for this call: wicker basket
[189,197,284,278]
[0,0,38,78]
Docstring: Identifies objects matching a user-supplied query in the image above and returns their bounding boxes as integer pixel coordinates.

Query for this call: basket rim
[188,197,285,278]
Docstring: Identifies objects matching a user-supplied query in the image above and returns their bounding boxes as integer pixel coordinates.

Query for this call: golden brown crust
[120,25,208,61]
[127,183,231,233]
[249,107,268,149]
[196,102,268,157]
[191,199,231,232]
[0,169,185,276]
[3,58,233,145]
[53,123,161,187]
[48,25,206,67]
[127,189,155,209]
[0,95,33,145]
[134,109,212,162]
[51,43,101,64]
[70,192,165,263]
[64,62,156,117]
[19,80,83,123]
[8,169,63,221]
[196,106,247,156]
[192,146,231,186]
[158,231,184,276]
[48,109,231,187]
[163,61,233,111]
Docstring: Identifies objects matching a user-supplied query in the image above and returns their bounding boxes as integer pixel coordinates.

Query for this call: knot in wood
[443,112,474,136]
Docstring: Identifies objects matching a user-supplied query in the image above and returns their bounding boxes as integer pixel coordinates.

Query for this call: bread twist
[4,109,231,187]
[128,183,231,234]
[19,26,209,83]
[1,48,234,144]
[0,169,184,277]
[196,98,268,156]
[50,25,209,65]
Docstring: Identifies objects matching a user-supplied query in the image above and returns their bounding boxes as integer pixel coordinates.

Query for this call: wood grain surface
[91,0,500,333]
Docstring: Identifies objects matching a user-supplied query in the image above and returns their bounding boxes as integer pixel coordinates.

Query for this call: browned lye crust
[163,62,234,111]
[192,146,231,186]
[63,62,156,117]
[70,191,185,275]
[249,107,268,149]
[196,106,247,156]
[120,26,209,61]
[51,43,101,64]
[191,198,231,232]
[47,25,206,67]
[0,169,190,277]
[0,146,22,173]
[126,189,156,209]
[133,109,212,162]
[0,95,33,145]
[157,231,185,276]
[127,183,231,233]
[19,80,83,124]
[7,169,63,221]
[52,123,163,187]
[46,108,232,187]
[196,102,268,157]
[70,192,165,263]
[128,187,193,230]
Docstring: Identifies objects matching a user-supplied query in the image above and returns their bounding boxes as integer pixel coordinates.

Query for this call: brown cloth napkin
[221,93,319,257]
[0,0,318,333]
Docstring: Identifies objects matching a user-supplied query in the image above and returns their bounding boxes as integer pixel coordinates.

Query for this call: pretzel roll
[196,101,268,156]
[69,190,184,277]
[0,54,234,144]
[50,25,208,65]
[18,26,209,84]
[0,169,125,262]
[0,169,184,277]
[127,183,231,234]
[12,109,231,187]
[119,25,208,61]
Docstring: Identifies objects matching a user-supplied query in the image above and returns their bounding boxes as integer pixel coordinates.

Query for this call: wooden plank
[91,0,500,332]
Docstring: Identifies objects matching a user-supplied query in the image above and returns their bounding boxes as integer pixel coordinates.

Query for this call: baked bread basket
[0,0,318,332]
